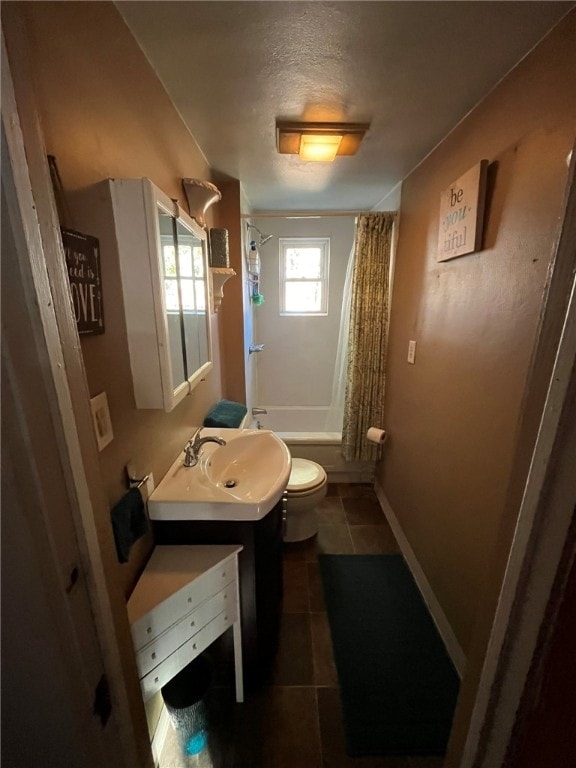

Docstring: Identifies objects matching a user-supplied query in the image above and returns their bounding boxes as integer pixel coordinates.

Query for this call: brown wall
[378,13,575,653]
[213,179,248,403]
[5,1,229,596]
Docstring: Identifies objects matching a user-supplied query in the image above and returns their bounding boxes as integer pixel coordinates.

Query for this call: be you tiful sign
[437,160,488,262]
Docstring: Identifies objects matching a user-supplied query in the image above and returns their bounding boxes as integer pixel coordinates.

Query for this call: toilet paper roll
[366,427,387,445]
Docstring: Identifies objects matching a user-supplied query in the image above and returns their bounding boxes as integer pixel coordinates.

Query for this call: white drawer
[131,563,236,650]
[139,607,237,701]
[135,585,236,677]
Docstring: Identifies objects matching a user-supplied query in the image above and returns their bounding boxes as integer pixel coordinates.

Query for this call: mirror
[158,212,210,395]
[110,178,212,412]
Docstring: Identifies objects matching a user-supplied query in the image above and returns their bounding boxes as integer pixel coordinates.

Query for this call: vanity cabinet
[108,178,212,412]
[152,497,284,687]
[127,545,243,702]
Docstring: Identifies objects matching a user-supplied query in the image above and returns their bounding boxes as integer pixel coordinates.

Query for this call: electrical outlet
[407,340,417,364]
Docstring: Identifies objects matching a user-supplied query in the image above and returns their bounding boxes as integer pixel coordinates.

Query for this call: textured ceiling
[117,1,571,212]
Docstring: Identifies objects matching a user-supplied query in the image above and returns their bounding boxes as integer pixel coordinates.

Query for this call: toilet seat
[287,458,327,495]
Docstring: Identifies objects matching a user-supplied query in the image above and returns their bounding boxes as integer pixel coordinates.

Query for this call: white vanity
[148,428,291,686]
[127,544,243,703]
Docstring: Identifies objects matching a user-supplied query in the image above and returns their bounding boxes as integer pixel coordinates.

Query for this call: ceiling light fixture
[299,134,343,162]
[276,122,370,162]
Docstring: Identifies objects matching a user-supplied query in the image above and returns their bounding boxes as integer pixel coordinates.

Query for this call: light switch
[407,340,417,364]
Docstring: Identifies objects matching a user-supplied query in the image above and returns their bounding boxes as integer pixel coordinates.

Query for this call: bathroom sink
[148,428,292,521]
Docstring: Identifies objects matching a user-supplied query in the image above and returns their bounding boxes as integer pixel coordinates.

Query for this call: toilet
[284,458,328,542]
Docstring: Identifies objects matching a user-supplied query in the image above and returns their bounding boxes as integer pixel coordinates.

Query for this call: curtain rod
[240,211,370,219]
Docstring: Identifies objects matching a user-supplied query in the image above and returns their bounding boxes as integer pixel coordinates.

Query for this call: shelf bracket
[210,268,236,313]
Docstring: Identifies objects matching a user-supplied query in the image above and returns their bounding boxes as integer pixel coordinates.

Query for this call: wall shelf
[210,267,236,313]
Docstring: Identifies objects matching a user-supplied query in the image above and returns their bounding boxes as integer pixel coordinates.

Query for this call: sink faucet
[183,428,226,468]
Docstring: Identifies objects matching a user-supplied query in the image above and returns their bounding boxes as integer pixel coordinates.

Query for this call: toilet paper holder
[366,427,387,445]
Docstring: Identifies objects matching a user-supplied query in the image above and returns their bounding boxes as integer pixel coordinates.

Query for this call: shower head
[246,223,273,247]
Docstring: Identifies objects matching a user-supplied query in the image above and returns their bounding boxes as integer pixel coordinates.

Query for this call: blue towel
[203,399,247,429]
[110,487,148,563]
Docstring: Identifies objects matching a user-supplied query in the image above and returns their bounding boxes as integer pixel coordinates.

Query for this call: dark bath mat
[319,554,460,756]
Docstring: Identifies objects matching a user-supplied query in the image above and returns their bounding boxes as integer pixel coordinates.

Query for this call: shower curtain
[342,212,395,461]
[325,241,355,432]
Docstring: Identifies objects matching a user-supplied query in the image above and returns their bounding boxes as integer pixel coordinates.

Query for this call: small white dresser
[127,545,243,703]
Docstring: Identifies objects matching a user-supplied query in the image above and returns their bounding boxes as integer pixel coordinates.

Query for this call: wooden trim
[374,483,467,677]
[2,135,107,768]
[2,24,151,767]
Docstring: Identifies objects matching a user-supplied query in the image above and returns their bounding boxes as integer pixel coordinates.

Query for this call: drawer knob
[222,572,226,577]
[188,597,192,603]
[151,652,156,660]
[190,620,195,627]
[193,643,197,650]
[146,627,152,634]
[154,677,159,683]
[225,615,228,621]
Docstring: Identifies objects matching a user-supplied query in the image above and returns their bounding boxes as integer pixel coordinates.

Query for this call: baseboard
[151,704,171,766]
[327,468,375,484]
[374,481,467,678]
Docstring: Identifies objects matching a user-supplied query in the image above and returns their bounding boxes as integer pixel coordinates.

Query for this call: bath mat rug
[319,554,459,756]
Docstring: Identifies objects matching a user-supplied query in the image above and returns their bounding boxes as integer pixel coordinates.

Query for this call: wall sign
[62,227,105,334]
[437,160,488,262]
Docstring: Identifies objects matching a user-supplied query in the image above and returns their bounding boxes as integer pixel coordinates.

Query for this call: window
[279,238,329,315]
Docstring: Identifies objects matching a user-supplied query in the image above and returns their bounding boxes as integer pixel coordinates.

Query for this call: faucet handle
[189,426,202,445]
[183,429,202,468]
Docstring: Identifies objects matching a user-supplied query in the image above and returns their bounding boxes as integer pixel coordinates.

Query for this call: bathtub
[247,406,375,483]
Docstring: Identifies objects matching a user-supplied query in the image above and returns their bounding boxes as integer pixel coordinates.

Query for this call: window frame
[160,233,206,315]
[279,237,330,316]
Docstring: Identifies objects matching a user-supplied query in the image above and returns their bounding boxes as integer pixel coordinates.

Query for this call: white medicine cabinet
[109,178,212,412]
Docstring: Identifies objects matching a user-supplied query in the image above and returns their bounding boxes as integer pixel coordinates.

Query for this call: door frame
[459,148,576,766]
[1,29,150,768]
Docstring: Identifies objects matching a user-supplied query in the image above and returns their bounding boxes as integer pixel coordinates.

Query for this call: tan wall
[213,179,247,403]
[5,1,228,597]
[378,13,575,653]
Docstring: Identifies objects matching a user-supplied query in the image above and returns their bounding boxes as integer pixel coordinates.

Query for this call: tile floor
[159,484,445,768]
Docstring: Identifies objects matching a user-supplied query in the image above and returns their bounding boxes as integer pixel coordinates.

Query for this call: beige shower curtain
[342,212,395,461]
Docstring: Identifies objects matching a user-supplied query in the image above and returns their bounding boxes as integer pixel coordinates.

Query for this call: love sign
[62,228,105,335]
